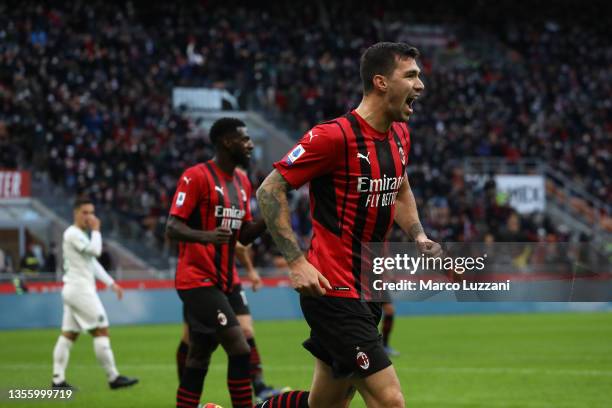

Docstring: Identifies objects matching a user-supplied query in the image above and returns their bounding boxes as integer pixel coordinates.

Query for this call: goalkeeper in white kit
[51,197,138,390]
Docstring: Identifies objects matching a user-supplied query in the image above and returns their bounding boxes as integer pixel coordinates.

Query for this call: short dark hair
[73,197,93,209]
[209,117,246,146]
[360,42,420,94]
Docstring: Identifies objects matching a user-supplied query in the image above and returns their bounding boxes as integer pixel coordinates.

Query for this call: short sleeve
[170,167,205,220]
[273,124,341,189]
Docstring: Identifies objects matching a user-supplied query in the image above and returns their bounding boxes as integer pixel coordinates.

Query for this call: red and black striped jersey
[274,110,410,299]
[170,160,253,291]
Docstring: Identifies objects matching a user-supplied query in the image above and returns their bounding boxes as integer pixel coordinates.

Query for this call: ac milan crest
[356,351,370,370]
[217,311,227,326]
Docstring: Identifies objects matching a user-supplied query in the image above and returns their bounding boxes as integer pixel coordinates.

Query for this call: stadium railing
[463,157,612,239]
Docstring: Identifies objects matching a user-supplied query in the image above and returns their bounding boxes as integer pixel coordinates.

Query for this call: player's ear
[373,74,387,93]
[220,136,232,149]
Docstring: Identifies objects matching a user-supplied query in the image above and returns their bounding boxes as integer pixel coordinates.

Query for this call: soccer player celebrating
[51,198,138,390]
[166,118,266,408]
[256,42,442,407]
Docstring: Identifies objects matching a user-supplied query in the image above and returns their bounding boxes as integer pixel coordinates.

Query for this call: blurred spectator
[0,247,7,273]
[99,244,115,274]
[44,242,57,274]
[13,277,29,294]
[20,244,42,274]
[497,212,529,242]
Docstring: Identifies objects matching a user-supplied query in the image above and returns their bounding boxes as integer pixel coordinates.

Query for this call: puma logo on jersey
[308,130,318,141]
[215,186,224,196]
[183,176,192,185]
[357,152,371,165]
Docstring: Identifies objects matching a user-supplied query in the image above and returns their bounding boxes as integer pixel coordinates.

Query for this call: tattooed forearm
[408,222,425,240]
[256,171,303,263]
[395,177,427,240]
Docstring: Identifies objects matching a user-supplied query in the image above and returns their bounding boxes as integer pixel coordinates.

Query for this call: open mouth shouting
[405,95,419,115]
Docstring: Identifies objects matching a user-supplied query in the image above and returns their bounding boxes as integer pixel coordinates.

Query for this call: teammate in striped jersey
[166,118,266,408]
[175,242,289,403]
[256,42,442,407]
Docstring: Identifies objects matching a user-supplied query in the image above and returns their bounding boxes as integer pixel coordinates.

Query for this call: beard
[231,150,251,169]
[388,95,410,122]
[388,105,409,123]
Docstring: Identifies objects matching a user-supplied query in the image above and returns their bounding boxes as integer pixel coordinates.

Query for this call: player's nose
[414,77,425,92]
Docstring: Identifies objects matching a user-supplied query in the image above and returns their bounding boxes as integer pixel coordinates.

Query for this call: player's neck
[74,222,87,231]
[355,98,392,133]
[212,156,236,176]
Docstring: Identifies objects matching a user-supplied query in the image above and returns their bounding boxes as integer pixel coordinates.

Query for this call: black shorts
[180,284,251,330]
[226,283,251,316]
[300,295,392,379]
[178,286,240,334]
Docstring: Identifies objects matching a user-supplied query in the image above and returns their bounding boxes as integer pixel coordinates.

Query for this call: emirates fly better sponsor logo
[357,174,404,208]
[215,205,245,230]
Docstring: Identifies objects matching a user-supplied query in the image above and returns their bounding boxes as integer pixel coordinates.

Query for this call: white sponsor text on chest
[215,205,245,230]
[357,174,403,208]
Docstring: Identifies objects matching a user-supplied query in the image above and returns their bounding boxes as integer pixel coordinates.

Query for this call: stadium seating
[1,1,609,268]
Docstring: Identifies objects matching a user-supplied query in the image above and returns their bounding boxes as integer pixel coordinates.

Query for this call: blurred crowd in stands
[0,242,55,275]
[1,1,609,268]
[0,240,114,279]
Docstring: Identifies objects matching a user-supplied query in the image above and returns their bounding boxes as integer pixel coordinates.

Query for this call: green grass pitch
[1,312,611,407]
